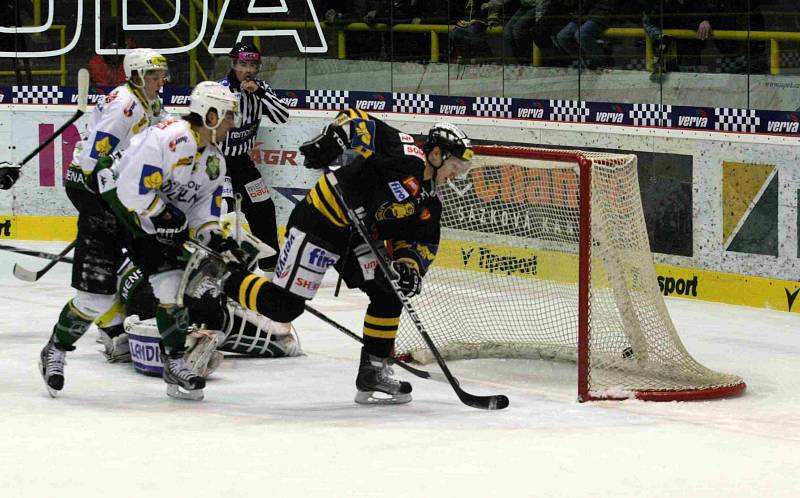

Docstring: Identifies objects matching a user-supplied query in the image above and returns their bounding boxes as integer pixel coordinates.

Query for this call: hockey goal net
[395,145,746,401]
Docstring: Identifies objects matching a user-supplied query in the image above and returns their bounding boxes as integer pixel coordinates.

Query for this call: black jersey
[218,74,289,156]
[305,109,440,273]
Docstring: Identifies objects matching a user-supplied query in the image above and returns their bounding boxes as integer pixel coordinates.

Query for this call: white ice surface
[0,242,798,498]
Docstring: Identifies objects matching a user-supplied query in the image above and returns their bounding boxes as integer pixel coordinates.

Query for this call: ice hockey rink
[0,242,797,498]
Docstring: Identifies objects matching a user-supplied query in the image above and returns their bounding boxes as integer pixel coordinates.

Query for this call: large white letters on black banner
[0,0,326,58]
[0,0,84,58]
[208,0,327,54]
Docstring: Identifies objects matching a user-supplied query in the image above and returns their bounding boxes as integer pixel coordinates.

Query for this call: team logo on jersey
[402,176,420,196]
[169,135,188,151]
[211,185,223,217]
[139,164,163,194]
[375,202,414,221]
[206,155,221,180]
[89,132,120,159]
[388,181,410,201]
[350,119,375,156]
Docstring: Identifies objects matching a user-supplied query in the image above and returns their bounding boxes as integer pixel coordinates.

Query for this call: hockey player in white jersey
[39,48,169,397]
[105,81,242,400]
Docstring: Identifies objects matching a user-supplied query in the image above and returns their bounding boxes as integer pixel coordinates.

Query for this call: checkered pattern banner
[715,108,760,133]
[12,85,63,104]
[631,104,672,127]
[549,100,589,122]
[473,97,513,118]
[306,90,349,111]
[393,93,433,114]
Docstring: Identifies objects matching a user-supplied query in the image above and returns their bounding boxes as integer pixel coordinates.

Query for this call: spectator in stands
[496,0,539,65]
[88,43,126,88]
[449,1,499,64]
[555,0,616,69]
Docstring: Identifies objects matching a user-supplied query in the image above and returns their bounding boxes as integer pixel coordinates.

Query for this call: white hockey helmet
[124,48,169,80]
[189,81,242,129]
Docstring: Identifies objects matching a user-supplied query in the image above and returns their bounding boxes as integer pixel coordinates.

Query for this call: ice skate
[163,352,206,401]
[98,326,131,363]
[354,348,412,405]
[39,337,74,397]
[184,328,225,377]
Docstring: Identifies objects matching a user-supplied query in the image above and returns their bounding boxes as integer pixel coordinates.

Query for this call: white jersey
[73,83,165,177]
[114,118,226,238]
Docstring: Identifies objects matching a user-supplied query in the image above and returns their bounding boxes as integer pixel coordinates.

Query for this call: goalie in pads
[186,109,474,404]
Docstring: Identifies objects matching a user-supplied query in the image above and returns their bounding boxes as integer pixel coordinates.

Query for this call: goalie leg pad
[184,328,226,377]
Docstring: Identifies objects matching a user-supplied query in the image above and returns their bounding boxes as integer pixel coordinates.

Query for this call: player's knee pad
[73,290,117,319]
[148,270,184,305]
[272,226,339,300]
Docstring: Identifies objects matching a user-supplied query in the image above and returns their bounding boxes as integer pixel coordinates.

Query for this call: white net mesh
[395,146,745,400]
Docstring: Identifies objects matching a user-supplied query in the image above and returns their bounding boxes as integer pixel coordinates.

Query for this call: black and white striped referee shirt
[218,75,289,157]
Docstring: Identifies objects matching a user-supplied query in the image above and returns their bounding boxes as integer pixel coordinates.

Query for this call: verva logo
[595,112,624,123]
[170,95,191,105]
[678,116,708,127]
[517,108,544,119]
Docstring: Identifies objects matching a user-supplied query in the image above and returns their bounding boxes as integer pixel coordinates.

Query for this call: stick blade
[77,68,90,112]
[12,263,39,282]
[459,391,510,411]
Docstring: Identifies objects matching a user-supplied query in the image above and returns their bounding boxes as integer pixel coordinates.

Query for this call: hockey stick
[0,242,75,264]
[12,240,77,282]
[301,303,448,383]
[0,68,89,189]
[21,68,90,167]
[326,174,509,410]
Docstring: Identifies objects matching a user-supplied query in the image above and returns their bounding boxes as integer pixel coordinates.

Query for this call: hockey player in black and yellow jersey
[188,109,473,404]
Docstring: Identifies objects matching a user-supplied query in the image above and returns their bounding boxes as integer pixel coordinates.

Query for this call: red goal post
[395,145,746,402]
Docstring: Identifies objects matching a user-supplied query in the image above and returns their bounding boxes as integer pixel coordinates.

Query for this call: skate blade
[166,384,204,401]
[354,390,412,405]
[38,359,61,398]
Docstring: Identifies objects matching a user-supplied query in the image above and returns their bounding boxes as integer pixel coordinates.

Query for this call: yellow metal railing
[0,25,67,85]
[221,19,800,75]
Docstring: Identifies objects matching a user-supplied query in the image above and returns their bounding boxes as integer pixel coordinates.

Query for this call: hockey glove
[0,164,21,190]
[299,124,348,169]
[204,230,248,267]
[378,260,422,297]
[151,203,188,245]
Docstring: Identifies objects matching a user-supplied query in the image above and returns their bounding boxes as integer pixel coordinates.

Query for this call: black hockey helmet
[230,42,261,64]
[422,122,474,164]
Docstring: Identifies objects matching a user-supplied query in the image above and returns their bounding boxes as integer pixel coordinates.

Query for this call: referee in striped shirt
[219,42,289,274]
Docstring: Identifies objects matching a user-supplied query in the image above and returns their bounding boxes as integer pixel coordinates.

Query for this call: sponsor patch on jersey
[169,135,188,152]
[123,100,137,117]
[388,181,410,201]
[171,156,194,170]
[244,178,271,202]
[398,133,415,144]
[403,144,425,161]
[89,131,120,159]
[139,164,163,194]
[133,115,149,134]
[419,207,431,221]
[222,176,234,199]
[211,185,223,217]
[402,176,420,196]
[205,155,221,180]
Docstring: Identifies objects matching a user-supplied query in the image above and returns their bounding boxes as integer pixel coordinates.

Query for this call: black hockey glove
[378,260,422,297]
[151,203,188,245]
[205,230,248,267]
[0,165,21,190]
[299,124,348,169]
